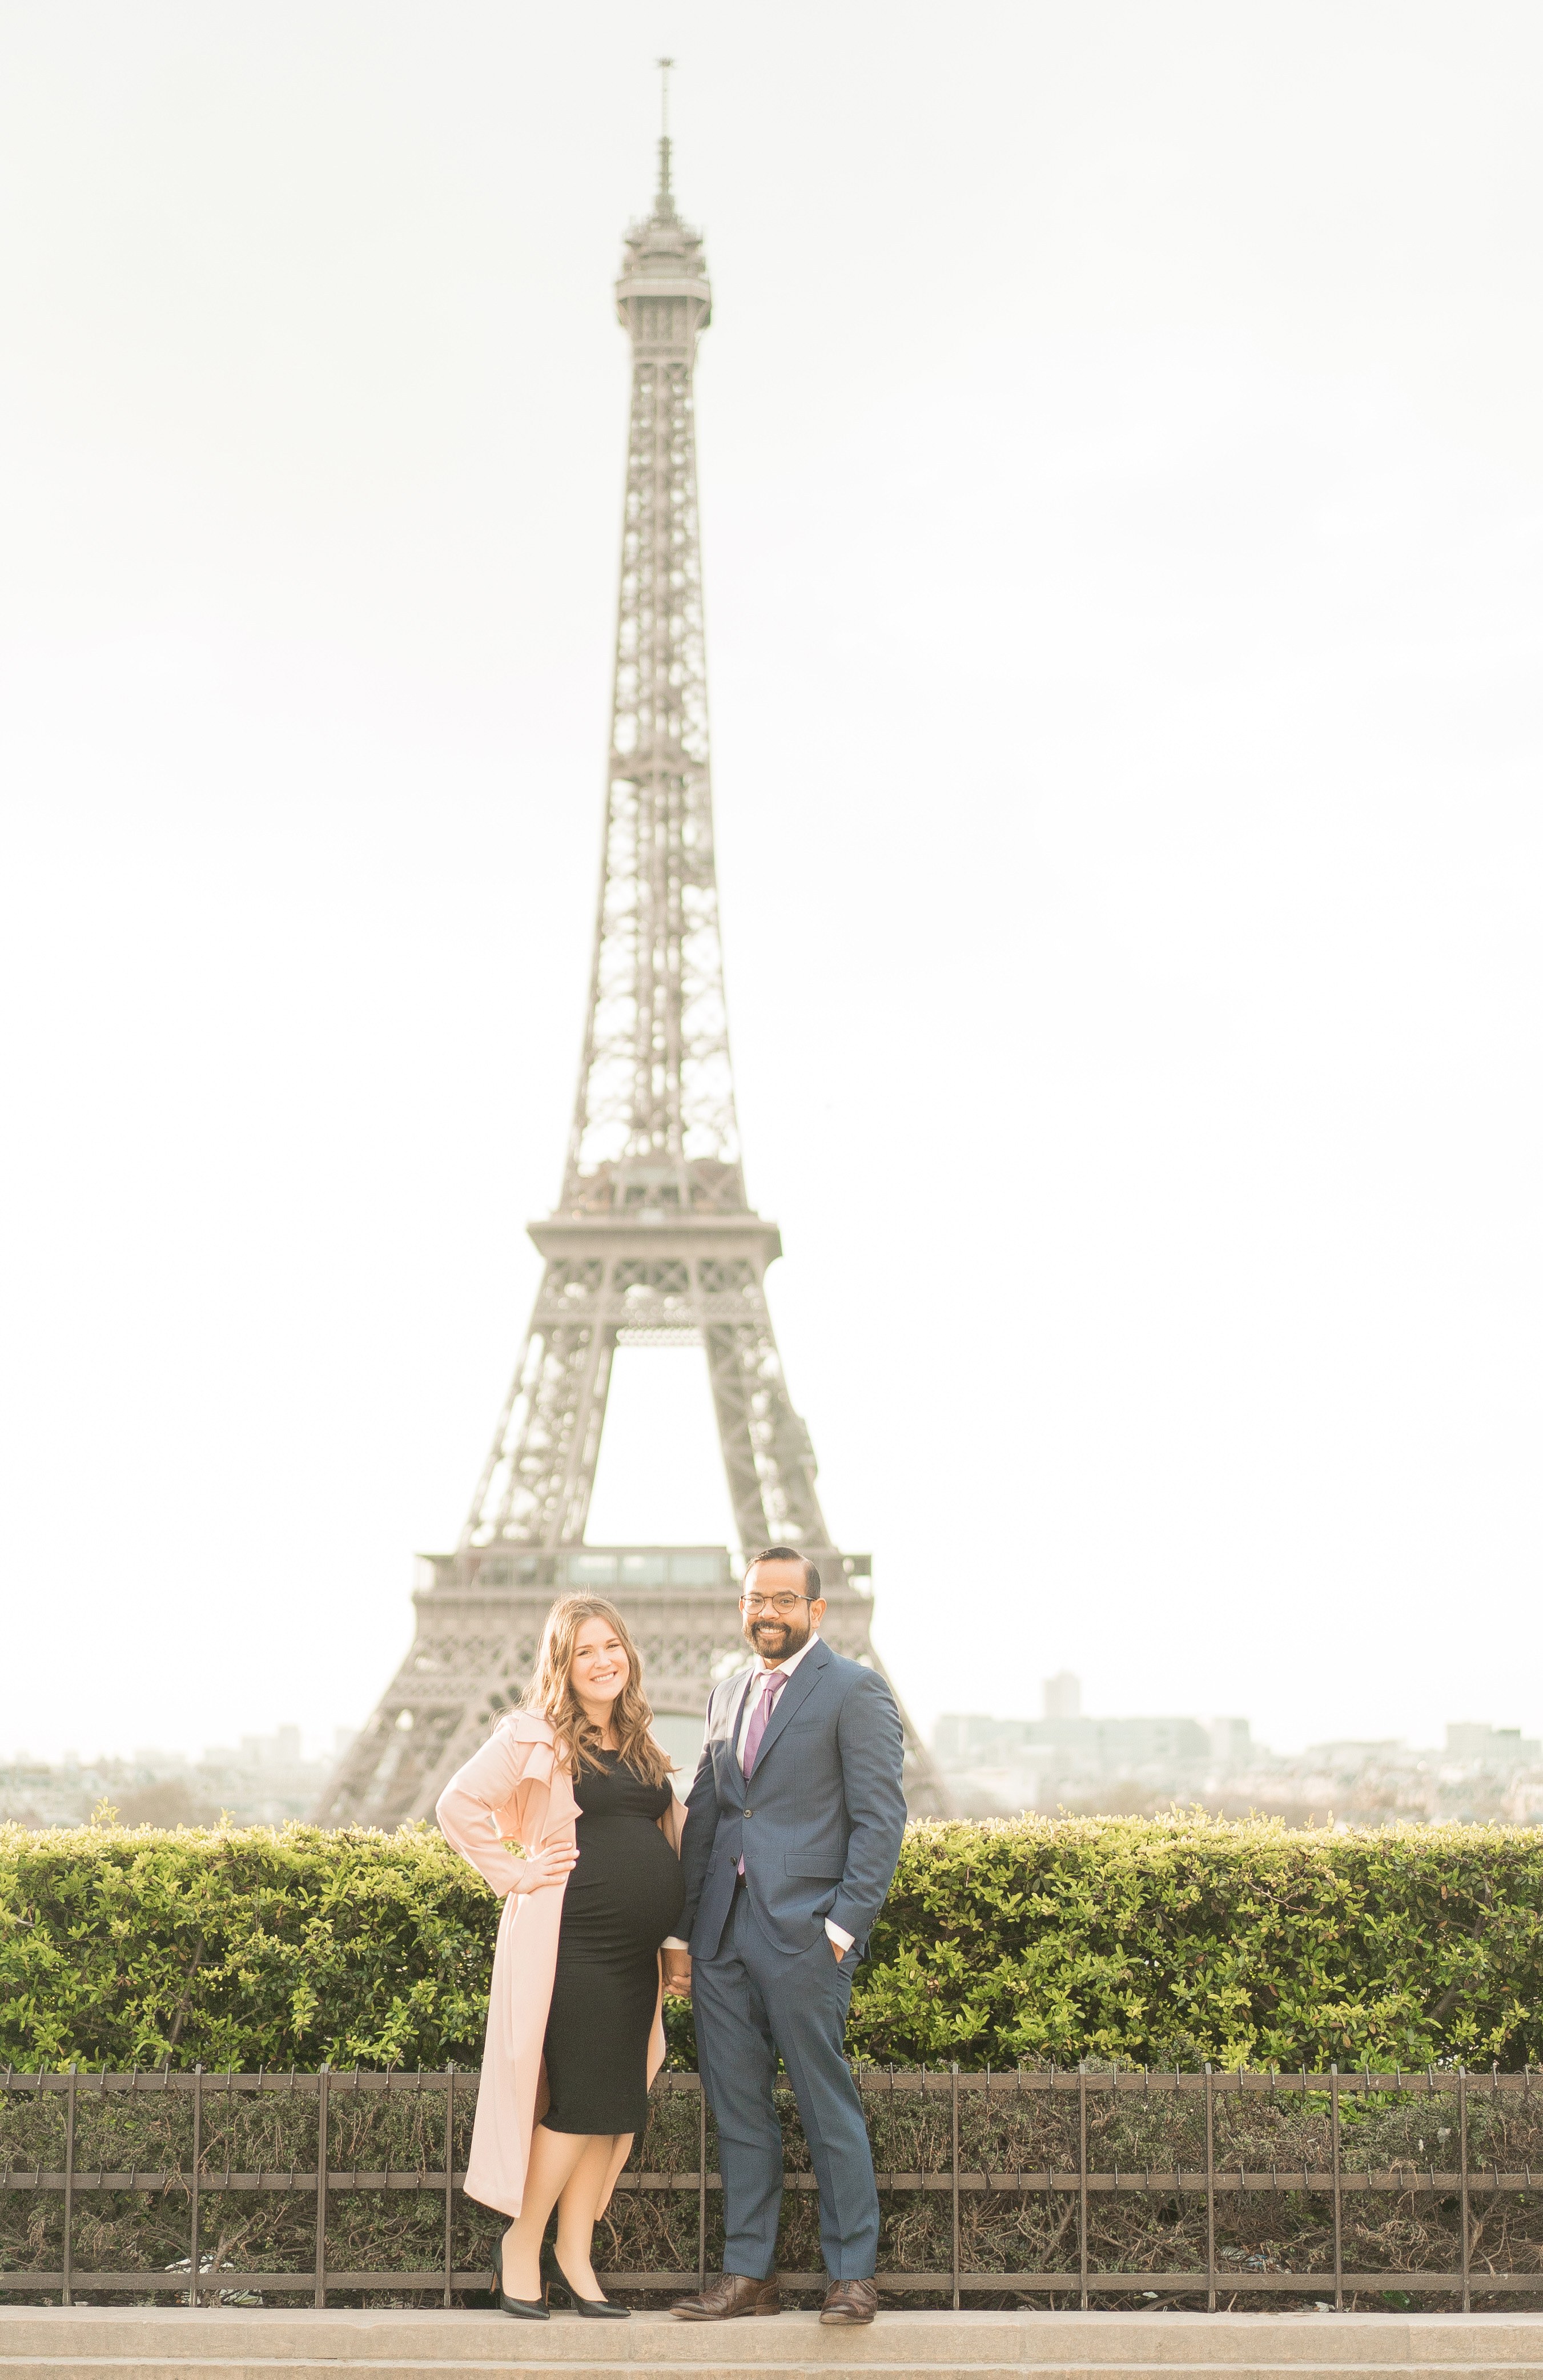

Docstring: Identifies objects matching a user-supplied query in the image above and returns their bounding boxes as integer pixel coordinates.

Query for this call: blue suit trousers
[692,1884,879,2281]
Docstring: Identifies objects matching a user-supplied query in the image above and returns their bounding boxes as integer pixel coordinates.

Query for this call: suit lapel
[720,1666,758,1791]
[748,1639,830,1777]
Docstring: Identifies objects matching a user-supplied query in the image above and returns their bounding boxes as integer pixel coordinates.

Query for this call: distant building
[1043,1671,1081,1720]
[937,1711,1209,1770]
[932,1702,1215,1813]
[1444,1722,1541,1768]
[1210,1717,1252,1772]
[1306,1739,1405,1767]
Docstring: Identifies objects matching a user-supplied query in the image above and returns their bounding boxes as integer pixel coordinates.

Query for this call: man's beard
[745,1610,811,1663]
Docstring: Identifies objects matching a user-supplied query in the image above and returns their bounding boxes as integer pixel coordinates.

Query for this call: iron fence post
[187,2065,203,2308]
[1204,2064,1216,2311]
[1078,2061,1088,2311]
[443,2064,454,2310]
[697,2080,708,2291]
[61,2064,77,2309]
[1330,2064,1343,2311]
[314,2064,330,2309]
[1459,2067,1470,2314]
[950,2063,961,2311]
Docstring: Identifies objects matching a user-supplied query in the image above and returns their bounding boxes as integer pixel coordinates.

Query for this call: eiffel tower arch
[315,108,953,1830]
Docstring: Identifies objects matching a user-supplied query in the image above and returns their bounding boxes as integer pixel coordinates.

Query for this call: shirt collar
[754,1630,821,1684]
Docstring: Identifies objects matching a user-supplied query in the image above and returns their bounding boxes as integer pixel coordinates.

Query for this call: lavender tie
[742,1669,787,1777]
[737,1670,787,1882]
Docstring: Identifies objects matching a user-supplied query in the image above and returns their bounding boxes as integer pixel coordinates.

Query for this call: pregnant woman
[437,1594,687,2320]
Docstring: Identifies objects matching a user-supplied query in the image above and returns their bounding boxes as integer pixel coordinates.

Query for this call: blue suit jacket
[677,1639,908,1961]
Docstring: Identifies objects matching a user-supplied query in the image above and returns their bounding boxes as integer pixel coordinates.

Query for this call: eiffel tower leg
[461,1298,617,1551]
[541,1322,615,1547]
[704,1323,772,1551]
[705,1309,829,1551]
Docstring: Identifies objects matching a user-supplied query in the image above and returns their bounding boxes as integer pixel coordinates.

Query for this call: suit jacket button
[744,1807,752,1818]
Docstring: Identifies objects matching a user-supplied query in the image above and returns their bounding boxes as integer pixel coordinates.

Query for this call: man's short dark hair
[743,1545,821,1598]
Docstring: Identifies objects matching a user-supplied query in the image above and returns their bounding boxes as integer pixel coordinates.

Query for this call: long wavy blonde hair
[520,1595,673,1788]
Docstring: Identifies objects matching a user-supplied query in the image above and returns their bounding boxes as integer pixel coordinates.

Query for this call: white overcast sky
[2,2,1540,1767]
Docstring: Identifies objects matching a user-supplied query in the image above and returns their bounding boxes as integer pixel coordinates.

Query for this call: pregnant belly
[560,1815,685,1955]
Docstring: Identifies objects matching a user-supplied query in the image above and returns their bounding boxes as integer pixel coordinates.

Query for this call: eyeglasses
[740,1591,809,1615]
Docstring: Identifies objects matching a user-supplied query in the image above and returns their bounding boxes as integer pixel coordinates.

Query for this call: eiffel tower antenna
[656,57,674,214]
[316,93,953,1828]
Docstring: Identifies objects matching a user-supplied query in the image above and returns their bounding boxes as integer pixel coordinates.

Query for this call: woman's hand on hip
[512,1843,579,1894]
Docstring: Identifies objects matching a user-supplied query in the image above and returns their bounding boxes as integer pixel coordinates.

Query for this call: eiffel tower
[316,91,952,1830]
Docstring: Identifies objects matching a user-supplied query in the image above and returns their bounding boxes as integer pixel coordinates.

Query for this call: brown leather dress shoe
[821,2276,878,2325]
[669,2270,782,2320]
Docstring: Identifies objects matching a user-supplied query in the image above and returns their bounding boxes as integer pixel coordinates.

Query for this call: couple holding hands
[437,1545,907,2328]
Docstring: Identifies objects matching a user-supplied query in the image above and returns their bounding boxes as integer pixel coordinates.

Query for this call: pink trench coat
[435,1710,685,2221]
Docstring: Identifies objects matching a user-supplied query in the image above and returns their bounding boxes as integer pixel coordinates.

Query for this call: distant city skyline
[7,1691,1541,1835]
[7,1675,1538,1790]
[934,1670,1540,1763]
[929,1672,1543,1828]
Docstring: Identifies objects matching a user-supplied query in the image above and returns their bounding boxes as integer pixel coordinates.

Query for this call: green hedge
[859,1815,1543,2071]
[0,1822,487,2073]
[2,1812,1539,2073]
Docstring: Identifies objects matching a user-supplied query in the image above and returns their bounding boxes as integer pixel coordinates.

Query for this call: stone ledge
[3,2307,1543,2380]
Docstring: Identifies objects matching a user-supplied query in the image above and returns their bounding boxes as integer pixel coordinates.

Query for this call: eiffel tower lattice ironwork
[316,105,952,1830]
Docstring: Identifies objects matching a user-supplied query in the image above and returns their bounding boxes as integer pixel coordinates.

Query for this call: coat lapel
[747,1639,830,1776]
[720,1666,758,1791]
[494,1709,578,1844]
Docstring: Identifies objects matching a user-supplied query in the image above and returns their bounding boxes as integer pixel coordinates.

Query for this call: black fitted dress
[541,1751,685,2136]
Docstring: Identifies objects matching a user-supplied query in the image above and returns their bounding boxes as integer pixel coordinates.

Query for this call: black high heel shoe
[543,2244,631,2319]
[489,2232,549,2320]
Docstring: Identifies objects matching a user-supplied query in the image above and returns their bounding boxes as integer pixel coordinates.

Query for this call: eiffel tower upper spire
[563,96,735,1219]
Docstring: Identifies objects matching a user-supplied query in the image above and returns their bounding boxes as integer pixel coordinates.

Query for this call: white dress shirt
[663,1634,854,1954]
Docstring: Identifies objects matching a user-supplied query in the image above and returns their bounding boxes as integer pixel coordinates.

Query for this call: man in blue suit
[664,1546,908,2327]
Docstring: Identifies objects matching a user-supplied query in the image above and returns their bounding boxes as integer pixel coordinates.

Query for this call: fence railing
[3,2063,1542,2311]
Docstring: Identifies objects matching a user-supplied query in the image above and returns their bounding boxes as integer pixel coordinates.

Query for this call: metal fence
[2,2063,1541,2311]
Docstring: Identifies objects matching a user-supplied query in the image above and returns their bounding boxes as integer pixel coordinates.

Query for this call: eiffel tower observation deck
[317,95,952,1829]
